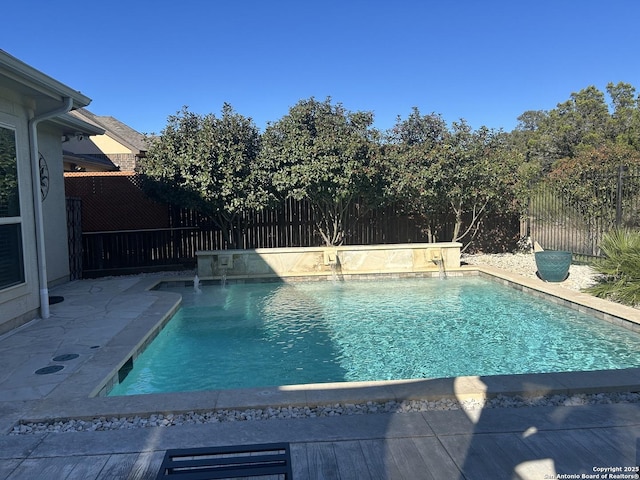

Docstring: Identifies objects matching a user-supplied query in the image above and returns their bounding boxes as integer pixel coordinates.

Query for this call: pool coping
[14,266,640,426]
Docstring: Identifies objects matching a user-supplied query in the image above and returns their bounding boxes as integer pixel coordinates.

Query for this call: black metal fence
[527,164,640,258]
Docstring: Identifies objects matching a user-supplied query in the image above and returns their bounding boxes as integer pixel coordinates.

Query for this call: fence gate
[66,197,83,280]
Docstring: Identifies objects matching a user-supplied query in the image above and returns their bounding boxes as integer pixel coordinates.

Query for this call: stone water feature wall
[196,243,462,280]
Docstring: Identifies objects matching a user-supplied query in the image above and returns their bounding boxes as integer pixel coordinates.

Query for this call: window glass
[0,224,25,289]
[0,126,19,217]
[0,125,24,289]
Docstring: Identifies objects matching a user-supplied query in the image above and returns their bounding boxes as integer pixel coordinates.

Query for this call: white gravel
[11,392,640,435]
[10,254,638,436]
[462,252,599,291]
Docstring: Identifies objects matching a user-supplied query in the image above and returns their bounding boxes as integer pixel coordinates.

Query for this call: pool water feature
[108,277,640,396]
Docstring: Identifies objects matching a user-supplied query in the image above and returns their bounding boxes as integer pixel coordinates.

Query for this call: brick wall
[86,153,139,171]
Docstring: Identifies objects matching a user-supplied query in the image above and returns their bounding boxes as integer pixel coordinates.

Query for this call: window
[0,125,24,289]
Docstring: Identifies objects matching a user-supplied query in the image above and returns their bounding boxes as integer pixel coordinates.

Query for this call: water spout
[431,249,447,280]
[193,274,201,293]
[434,258,446,280]
[323,249,340,282]
[217,254,232,289]
[329,261,340,283]
[323,249,338,267]
[220,268,227,289]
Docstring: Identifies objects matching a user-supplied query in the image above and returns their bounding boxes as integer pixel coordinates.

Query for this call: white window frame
[0,121,26,291]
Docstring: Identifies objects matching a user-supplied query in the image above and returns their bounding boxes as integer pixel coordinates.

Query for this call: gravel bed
[462,252,599,291]
[11,392,640,435]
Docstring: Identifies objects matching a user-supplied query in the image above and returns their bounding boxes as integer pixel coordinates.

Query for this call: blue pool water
[109,277,640,396]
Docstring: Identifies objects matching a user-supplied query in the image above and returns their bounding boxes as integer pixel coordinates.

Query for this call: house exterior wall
[40,124,70,287]
[0,50,96,333]
[101,153,138,171]
[69,153,138,171]
[0,91,40,332]
[90,135,132,154]
[64,134,132,156]
[65,136,138,171]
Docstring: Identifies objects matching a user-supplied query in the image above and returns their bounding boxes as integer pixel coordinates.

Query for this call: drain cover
[52,353,79,362]
[35,365,64,375]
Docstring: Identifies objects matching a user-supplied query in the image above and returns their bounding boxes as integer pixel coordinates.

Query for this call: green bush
[585,229,640,306]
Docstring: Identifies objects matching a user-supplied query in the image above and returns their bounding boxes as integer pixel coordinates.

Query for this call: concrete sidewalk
[0,274,639,479]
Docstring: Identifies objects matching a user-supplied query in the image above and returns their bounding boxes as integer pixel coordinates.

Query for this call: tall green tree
[137,104,268,248]
[386,110,525,250]
[433,122,524,248]
[607,81,640,148]
[258,97,381,246]
[513,84,640,173]
[511,110,551,166]
[514,86,614,171]
[548,85,610,159]
[382,108,449,240]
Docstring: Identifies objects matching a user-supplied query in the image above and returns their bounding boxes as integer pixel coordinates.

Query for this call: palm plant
[585,229,640,306]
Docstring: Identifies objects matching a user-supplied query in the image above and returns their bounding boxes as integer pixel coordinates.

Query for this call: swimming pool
[108,276,640,396]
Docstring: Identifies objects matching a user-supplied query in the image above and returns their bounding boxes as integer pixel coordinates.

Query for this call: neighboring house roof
[69,108,147,153]
[51,112,105,138]
[0,49,91,114]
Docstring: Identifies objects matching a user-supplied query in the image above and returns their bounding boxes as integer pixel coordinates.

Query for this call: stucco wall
[90,135,132,154]
[40,123,70,287]
[65,134,132,155]
[197,243,462,280]
[0,92,40,331]
[0,96,73,332]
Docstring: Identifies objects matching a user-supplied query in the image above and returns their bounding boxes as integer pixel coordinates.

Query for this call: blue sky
[3,0,640,135]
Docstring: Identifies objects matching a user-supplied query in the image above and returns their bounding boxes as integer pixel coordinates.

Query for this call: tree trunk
[215,211,243,249]
[450,198,489,252]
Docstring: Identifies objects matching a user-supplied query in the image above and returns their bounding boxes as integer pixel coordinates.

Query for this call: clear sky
[3,0,640,135]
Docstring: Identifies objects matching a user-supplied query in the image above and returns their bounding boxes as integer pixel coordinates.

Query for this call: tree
[433,122,524,249]
[385,110,525,250]
[607,81,640,148]
[137,104,268,248]
[513,84,640,172]
[543,85,609,162]
[258,97,381,246]
[511,110,552,167]
[382,108,449,240]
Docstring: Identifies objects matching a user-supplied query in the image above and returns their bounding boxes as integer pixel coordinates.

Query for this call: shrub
[585,229,640,306]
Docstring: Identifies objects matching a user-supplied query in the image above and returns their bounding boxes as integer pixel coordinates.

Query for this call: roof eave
[51,113,105,136]
[0,49,91,109]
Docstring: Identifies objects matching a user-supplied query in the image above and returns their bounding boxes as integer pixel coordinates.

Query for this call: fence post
[616,164,628,227]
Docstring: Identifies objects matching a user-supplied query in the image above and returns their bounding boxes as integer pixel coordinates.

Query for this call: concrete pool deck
[1,267,640,479]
